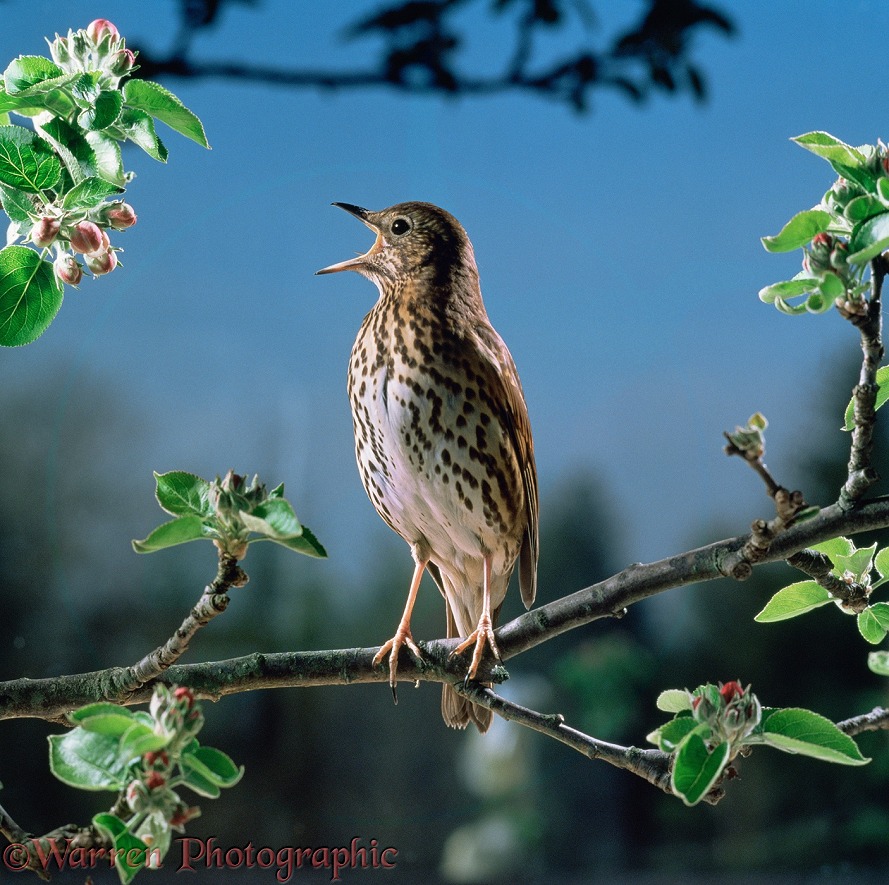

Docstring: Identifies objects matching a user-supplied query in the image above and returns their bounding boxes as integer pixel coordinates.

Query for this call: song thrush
[317,201,539,732]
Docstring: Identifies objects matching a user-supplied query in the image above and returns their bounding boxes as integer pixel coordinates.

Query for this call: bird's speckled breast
[348,290,524,577]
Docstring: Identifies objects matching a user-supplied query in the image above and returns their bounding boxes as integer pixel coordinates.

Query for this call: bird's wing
[473,324,539,609]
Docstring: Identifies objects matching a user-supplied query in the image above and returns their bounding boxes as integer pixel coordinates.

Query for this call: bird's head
[316,201,477,290]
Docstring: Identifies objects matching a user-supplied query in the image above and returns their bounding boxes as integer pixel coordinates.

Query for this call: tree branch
[4,496,889,722]
[456,684,695,800]
[837,706,889,736]
[786,549,870,613]
[838,254,886,508]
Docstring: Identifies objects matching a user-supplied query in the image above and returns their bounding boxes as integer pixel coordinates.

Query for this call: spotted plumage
[318,201,538,732]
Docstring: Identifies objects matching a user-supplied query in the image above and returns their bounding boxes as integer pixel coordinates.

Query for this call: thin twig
[786,549,870,613]
[839,255,886,508]
[457,685,692,799]
[105,551,247,698]
[837,706,889,736]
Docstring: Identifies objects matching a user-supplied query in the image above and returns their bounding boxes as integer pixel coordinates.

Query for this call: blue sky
[2,1,887,591]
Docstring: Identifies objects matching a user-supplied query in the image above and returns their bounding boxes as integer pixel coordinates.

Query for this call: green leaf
[774,297,809,316]
[792,131,866,166]
[858,603,889,644]
[867,650,889,676]
[69,704,136,738]
[656,689,692,713]
[182,746,244,788]
[657,715,698,752]
[114,107,169,162]
[0,125,61,192]
[845,194,887,223]
[155,470,213,517]
[117,721,169,763]
[843,365,889,430]
[3,56,63,94]
[62,175,124,210]
[93,813,151,885]
[255,524,328,558]
[0,245,64,347]
[761,708,869,765]
[761,209,832,253]
[48,730,130,790]
[874,546,889,579]
[758,276,818,305]
[858,608,886,644]
[39,117,96,184]
[817,271,846,303]
[670,732,730,807]
[132,515,210,553]
[0,184,34,222]
[834,543,877,582]
[848,213,889,264]
[878,176,889,204]
[811,537,854,560]
[791,133,877,190]
[79,89,123,131]
[84,130,125,186]
[180,757,221,798]
[123,79,210,148]
[241,497,302,539]
[754,581,832,622]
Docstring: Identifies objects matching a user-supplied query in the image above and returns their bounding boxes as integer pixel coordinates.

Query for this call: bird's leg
[450,555,501,682]
[372,558,426,702]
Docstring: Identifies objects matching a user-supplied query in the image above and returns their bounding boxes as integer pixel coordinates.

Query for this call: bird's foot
[373,626,423,702]
[450,613,501,682]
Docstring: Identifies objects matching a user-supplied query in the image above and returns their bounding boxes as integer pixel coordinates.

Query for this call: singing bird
[317,201,538,732]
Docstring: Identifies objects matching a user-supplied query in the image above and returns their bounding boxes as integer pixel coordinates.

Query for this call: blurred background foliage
[2,0,889,882]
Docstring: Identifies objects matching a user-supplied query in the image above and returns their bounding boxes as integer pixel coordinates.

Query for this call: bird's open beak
[316,203,382,275]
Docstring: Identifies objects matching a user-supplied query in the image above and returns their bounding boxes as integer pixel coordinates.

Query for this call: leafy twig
[722,413,815,579]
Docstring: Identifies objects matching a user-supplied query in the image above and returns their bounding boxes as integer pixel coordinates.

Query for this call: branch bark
[4,496,889,722]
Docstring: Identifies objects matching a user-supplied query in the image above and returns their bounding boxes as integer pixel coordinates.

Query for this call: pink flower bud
[54,254,83,286]
[145,770,166,790]
[173,686,195,707]
[109,48,136,76]
[812,232,833,249]
[104,201,137,230]
[69,220,104,254]
[719,681,744,704]
[32,217,60,248]
[86,19,119,44]
[85,247,117,276]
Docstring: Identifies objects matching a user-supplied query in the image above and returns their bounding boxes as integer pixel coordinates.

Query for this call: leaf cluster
[0,23,208,346]
[48,688,241,883]
[649,684,868,806]
[760,132,889,315]
[132,470,327,560]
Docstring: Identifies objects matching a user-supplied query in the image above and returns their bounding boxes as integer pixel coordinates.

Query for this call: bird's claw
[373,628,423,703]
[450,615,501,682]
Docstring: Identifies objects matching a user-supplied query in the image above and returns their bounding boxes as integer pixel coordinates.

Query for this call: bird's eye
[390,217,412,236]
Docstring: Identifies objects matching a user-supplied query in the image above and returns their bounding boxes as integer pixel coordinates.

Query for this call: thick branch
[4,497,889,722]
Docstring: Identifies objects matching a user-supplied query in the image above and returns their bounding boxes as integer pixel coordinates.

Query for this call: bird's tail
[441,601,493,733]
